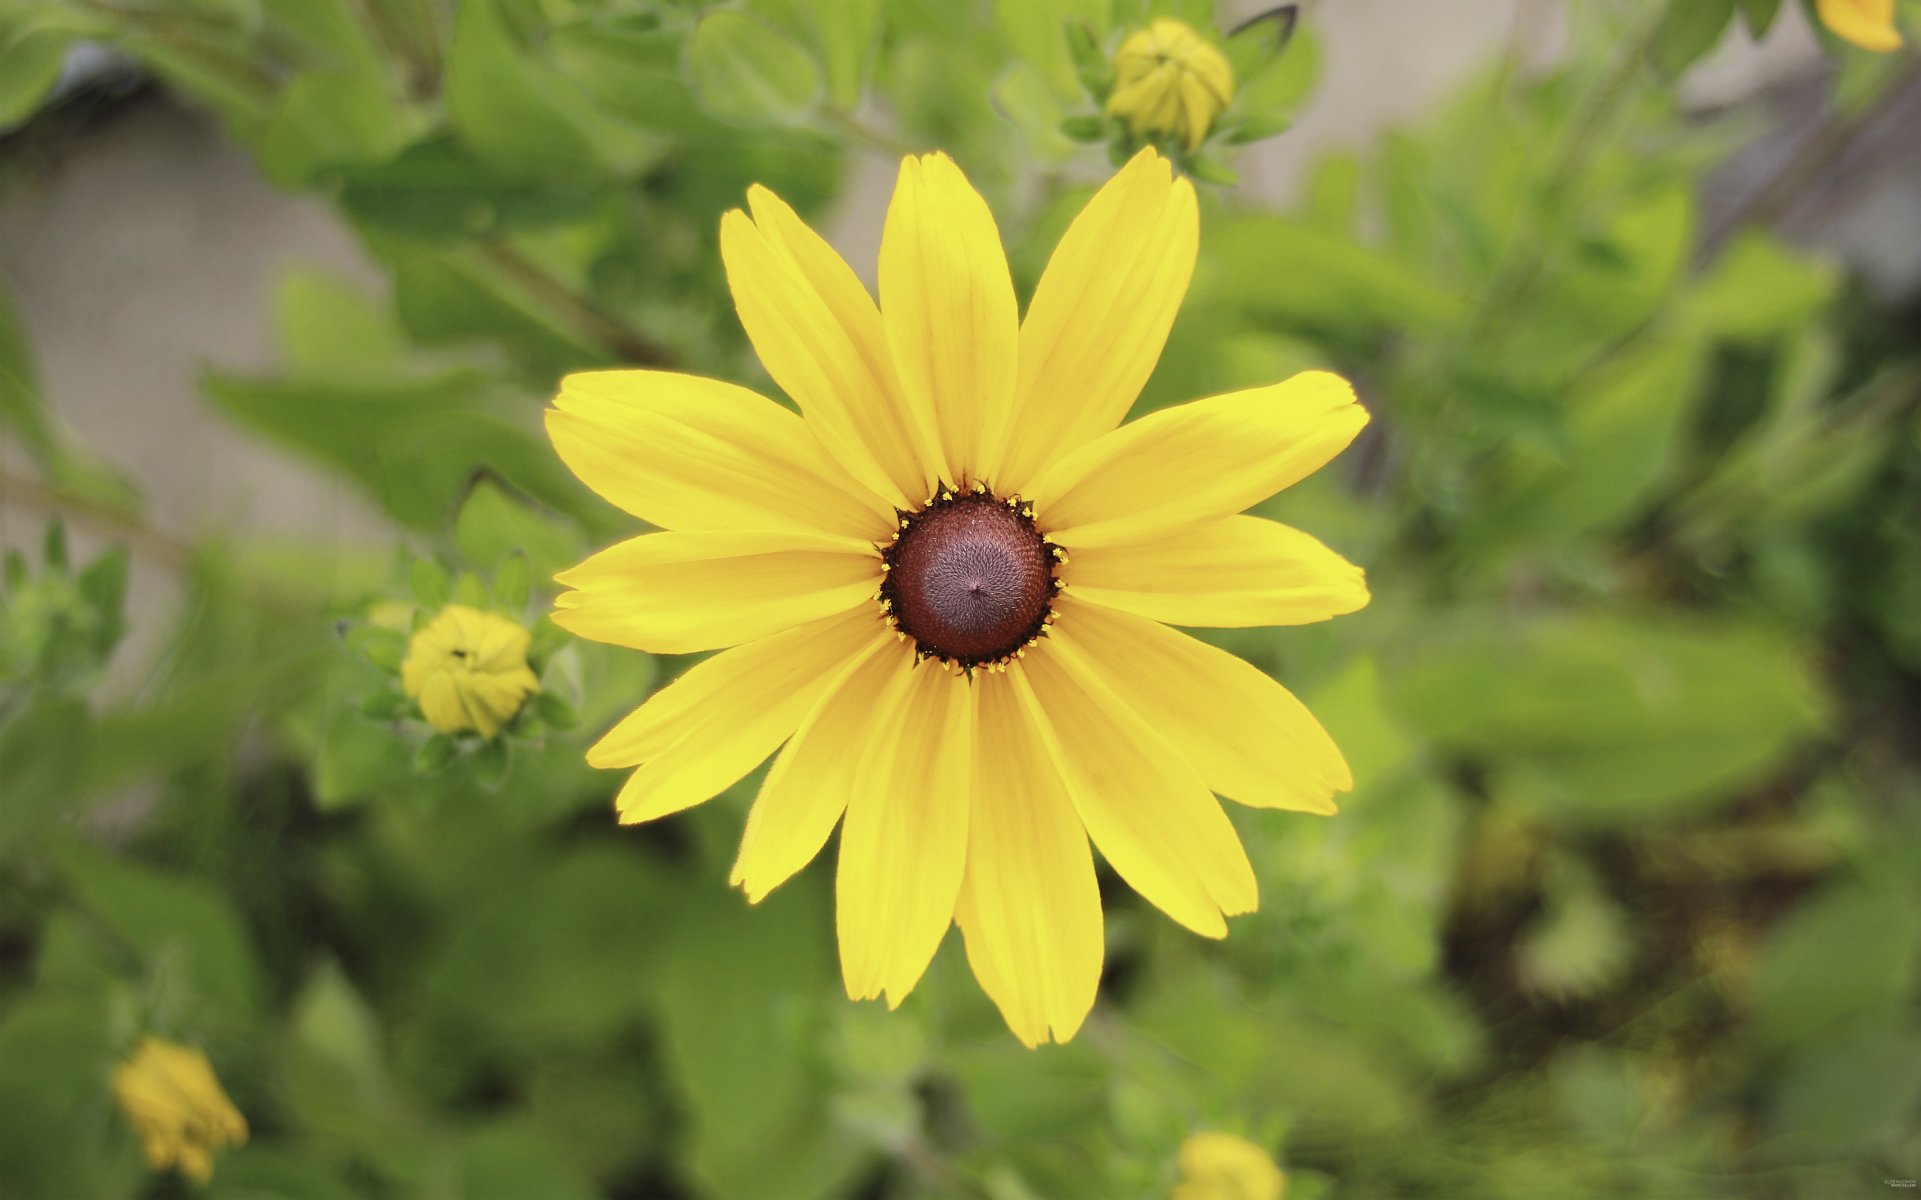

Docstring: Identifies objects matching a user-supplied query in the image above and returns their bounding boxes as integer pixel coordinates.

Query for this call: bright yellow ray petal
[721,193,925,506]
[589,607,880,824]
[730,634,913,902]
[879,153,1019,485]
[1011,638,1257,937]
[837,662,972,1006]
[955,672,1103,1047]
[1064,515,1369,628]
[1054,596,1350,813]
[999,147,1198,496]
[548,370,890,541]
[552,529,879,654]
[1817,0,1902,50]
[1030,371,1367,549]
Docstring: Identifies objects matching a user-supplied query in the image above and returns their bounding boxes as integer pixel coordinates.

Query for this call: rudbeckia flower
[548,148,1369,1046]
[1815,0,1903,50]
[1173,1131,1287,1200]
[401,604,541,738]
[1107,18,1236,151]
[114,1037,248,1184]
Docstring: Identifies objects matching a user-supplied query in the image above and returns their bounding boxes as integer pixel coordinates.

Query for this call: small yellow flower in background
[1174,1132,1286,1200]
[1107,18,1236,151]
[548,146,1366,1048]
[1816,0,1903,49]
[113,1037,248,1185]
[400,604,540,738]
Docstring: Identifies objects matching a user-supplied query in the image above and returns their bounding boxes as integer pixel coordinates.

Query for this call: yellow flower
[400,604,540,738]
[1106,19,1236,152]
[1816,0,1903,50]
[113,1037,248,1185]
[1173,1132,1286,1200]
[548,148,1368,1046]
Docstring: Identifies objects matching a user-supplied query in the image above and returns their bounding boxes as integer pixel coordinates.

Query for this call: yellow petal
[998,148,1198,496]
[1031,371,1367,549]
[553,530,879,654]
[548,370,890,541]
[955,671,1103,1047]
[1065,515,1368,628]
[418,672,470,735]
[721,192,926,506]
[1817,0,1902,50]
[590,606,881,824]
[1012,637,1257,937]
[730,634,912,902]
[837,662,972,1006]
[879,153,1019,484]
[1056,596,1351,814]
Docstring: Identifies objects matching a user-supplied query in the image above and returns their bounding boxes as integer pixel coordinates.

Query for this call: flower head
[548,147,1368,1046]
[1106,19,1236,151]
[113,1037,248,1184]
[1174,1132,1286,1200]
[400,604,540,738]
[1816,0,1903,50]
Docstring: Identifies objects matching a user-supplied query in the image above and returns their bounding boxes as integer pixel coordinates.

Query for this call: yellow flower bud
[113,1037,248,1185]
[1173,1131,1286,1200]
[1106,19,1235,152]
[1816,0,1903,50]
[400,604,541,738]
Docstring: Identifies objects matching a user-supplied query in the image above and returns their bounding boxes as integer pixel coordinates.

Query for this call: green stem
[1471,5,1666,338]
[473,242,672,367]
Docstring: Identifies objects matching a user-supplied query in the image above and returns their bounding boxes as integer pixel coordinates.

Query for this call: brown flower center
[880,487,1060,668]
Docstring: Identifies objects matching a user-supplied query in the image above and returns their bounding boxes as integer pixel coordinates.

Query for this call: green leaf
[453,479,579,584]
[444,0,662,180]
[1767,1022,1921,1158]
[995,0,1106,99]
[1202,216,1464,333]
[494,553,532,613]
[1738,0,1784,38]
[1686,232,1838,341]
[52,837,264,1021]
[1651,0,1738,78]
[409,558,452,610]
[531,690,578,731]
[1752,877,1920,1054]
[0,697,92,854]
[0,275,55,461]
[1223,4,1298,85]
[415,731,456,773]
[658,878,862,1200]
[455,1122,598,1200]
[0,23,72,131]
[254,67,413,187]
[1233,21,1321,121]
[276,269,407,373]
[337,134,600,244]
[1065,20,1111,99]
[804,0,881,109]
[0,994,141,1199]
[1481,338,1704,545]
[471,734,511,788]
[349,625,407,672]
[1389,615,1831,826]
[1060,113,1106,141]
[687,10,823,126]
[42,519,67,571]
[202,369,590,532]
[452,570,487,608]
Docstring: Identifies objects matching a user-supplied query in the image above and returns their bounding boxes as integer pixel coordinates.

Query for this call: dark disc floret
[879,484,1063,669]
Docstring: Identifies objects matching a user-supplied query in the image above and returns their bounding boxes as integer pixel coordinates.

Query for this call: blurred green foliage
[2,0,1919,1196]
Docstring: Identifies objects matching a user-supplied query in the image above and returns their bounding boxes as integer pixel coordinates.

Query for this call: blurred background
[2,0,1919,1196]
